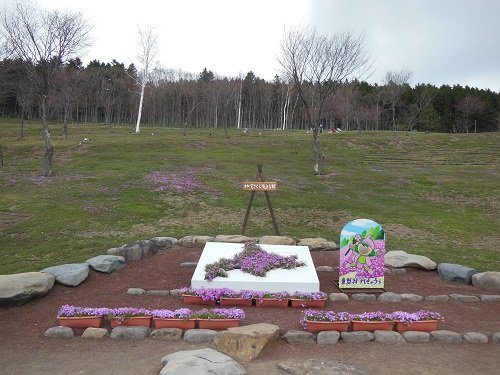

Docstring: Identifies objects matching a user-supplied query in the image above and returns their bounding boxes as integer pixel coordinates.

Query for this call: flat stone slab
[378,292,402,302]
[401,293,423,302]
[425,295,450,302]
[282,330,316,345]
[351,293,376,301]
[214,235,253,243]
[480,295,500,302]
[463,332,488,343]
[191,242,319,293]
[341,331,374,343]
[449,294,480,302]
[402,331,430,343]
[127,288,146,295]
[277,358,367,375]
[160,348,245,375]
[86,255,125,273]
[374,330,405,343]
[147,290,170,297]
[44,326,74,338]
[0,272,55,306]
[82,328,109,339]
[150,236,178,249]
[317,331,341,344]
[297,238,338,251]
[385,250,437,270]
[178,235,215,248]
[40,263,89,286]
[472,272,500,292]
[259,235,296,245]
[329,293,349,301]
[150,328,183,341]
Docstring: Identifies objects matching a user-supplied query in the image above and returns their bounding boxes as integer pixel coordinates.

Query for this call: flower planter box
[395,320,438,333]
[256,298,289,308]
[305,320,349,333]
[197,319,241,330]
[110,316,152,328]
[58,316,103,329]
[182,295,217,305]
[290,298,327,308]
[153,318,196,330]
[219,297,253,307]
[351,320,394,332]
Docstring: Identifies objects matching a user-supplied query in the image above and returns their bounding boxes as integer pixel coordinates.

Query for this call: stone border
[44,325,500,345]
[126,288,500,304]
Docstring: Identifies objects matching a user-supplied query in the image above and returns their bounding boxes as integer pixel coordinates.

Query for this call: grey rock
[401,293,424,302]
[160,348,245,375]
[147,290,170,297]
[297,238,338,251]
[0,272,55,306]
[377,292,402,302]
[425,295,450,302]
[329,293,349,301]
[430,330,462,343]
[449,294,480,302]
[472,272,500,292]
[438,263,477,284]
[351,293,376,301]
[110,326,151,340]
[150,236,178,249]
[183,328,217,343]
[107,240,159,261]
[150,328,183,341]
[480,295,500,302]
[214,235,253,243]
[341,331,374,343]
[127,288,146,295]
[259,235,296,245]
[82,327,109,339]
[180,262,198,268]
[384,267,391,274]
[374,330,406,343]
[463,332,488,343]
[178,235,214,248]
[281,330,316,344]
[277,358,367,375]
[316,265,334,272]
[40,263,89,286]
[402,331,430,343]
[44,326,74,338]
[385,250,437,270]
[316,331,341,344]
[86,255,125,273]
[492,332,500,343]
[169,288,182,296]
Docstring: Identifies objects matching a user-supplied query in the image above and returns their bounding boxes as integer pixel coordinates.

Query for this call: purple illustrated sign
[339,219,386,289]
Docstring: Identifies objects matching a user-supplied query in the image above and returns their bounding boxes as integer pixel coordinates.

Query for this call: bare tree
[384,68,412,131]
[456,94,486,133]
[278,26,372,174]
[0,2,91,176]
[134,25,158,134]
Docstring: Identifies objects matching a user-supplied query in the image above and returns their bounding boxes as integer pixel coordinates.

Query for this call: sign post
[241,164,279,235]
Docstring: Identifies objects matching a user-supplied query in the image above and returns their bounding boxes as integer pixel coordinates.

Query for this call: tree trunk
[135,81,145,133]
[312,128,324,175]
[41,96,53,177]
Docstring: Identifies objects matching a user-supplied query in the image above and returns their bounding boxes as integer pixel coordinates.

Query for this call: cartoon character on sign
[343,233,379,275]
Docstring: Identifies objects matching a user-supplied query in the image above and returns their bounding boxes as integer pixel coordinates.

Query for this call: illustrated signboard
[339,219,386,289]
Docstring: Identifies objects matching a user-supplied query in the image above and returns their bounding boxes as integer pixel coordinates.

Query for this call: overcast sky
[6,0,500,91]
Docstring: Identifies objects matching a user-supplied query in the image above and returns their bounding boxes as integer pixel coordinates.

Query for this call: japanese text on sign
[242,181,277,191]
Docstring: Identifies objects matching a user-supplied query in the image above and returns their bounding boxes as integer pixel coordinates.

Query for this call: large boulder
[385,250,437,270]
[259,236,296,245]
[0,272,55,306]
[41,263,89,286]
[178,235,214,248]
[297,238,339,251]
[213,323,280,361]
[438,263,476,284]
[107,239,159,261]
[214,235,253,243]
[472,272,500,292]
[150,237,178,249]
[160,348,245,375]
[86,255,125,273]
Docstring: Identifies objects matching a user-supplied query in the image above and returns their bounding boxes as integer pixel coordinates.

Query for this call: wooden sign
[242,181,277,191]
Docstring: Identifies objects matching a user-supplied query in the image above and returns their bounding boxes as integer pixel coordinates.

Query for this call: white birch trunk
[135,80,145,133]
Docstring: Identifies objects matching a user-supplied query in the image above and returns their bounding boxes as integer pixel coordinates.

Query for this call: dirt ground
[1,246,499,375]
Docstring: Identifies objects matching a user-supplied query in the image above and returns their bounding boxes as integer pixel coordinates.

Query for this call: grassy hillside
[1,120,499,274]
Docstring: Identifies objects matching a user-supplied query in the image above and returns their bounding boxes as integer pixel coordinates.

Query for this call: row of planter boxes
[58,316,242,330]
[305,319,439,333]
[183,295,327,308]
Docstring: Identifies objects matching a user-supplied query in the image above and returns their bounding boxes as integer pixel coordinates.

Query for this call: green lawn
[1,120,499,274]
